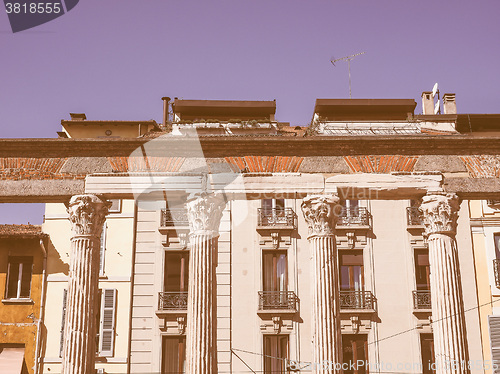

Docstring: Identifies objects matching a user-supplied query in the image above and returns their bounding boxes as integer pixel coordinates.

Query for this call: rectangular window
[108,199,122,213]
[164,252,189,292]
[342,335,368,374]
[60,288,117,358]
[263,251,287,292]
[5,256,33,299]
[162,336,186,374]
[489,315,500,372]
[420,334,435,374]
[340,251,364,291]
[415,248,431,290]
[99,222,107,276]
[494,234,500,259]
[263,335,288,374]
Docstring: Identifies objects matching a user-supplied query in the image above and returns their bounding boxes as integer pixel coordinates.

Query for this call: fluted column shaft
[420,193,470,374]
[62,195,110,374]
[185,193,226,374]
[302,195,342,374]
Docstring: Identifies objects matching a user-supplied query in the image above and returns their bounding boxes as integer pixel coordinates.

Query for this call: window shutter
[60,289,68,357]
[489,315,500,374]
[99,289,117,357]
[99,223,107,276]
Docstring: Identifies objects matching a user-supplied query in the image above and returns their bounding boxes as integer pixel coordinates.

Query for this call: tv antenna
[331,52,366,98]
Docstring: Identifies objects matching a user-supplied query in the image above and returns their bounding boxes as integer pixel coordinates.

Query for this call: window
[342,335,368,374]
[489,316,500,372]
[262,199,285,214]
[415,248,430,290]
[420,334,435,374]
[99,222,107,276]
[263,251,287,293]
[162,336,186,374]
[340,251,364,291]
[5,256,33,300]
[60,288,117,357]
[494,234,500,259]
[261,199,286,226]
[108,199,122,213]
[164,252,189,292]
[263,335,288,374]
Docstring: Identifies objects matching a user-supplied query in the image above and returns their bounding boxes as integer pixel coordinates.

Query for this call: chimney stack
[162,97,171,127]
[421,92,434,115]
[443,93,457,114]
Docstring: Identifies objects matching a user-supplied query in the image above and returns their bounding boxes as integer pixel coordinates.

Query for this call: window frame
[263,334,289,374]
[4,256,33,301]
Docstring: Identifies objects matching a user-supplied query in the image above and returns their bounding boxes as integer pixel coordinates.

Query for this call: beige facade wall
[470,200,500,374]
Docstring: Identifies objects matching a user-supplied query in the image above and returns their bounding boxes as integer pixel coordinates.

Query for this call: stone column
[185,193,226,374]
[420,193,470,374]
[301,195,342,373]
[62,195,110,374]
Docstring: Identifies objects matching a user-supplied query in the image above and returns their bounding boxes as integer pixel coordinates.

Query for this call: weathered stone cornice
[2,136,500,157]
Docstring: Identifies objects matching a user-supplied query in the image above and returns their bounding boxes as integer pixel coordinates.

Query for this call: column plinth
[301,195,342,373]
[185,193,226,374]
[62,195,110,374]
[420,193,470,374]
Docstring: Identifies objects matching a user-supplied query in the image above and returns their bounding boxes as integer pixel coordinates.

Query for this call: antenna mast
[331,52,366,98]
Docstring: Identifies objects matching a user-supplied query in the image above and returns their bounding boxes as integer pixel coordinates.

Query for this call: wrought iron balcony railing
[161,208,189,227]
[339,290,375,310]
[337,207,370,227]
[494,259,500,288]
[413,290,431,310]
[406,206,424,226]
[257,208,295,228]
[158,292,188,311]
[258,291,298,311]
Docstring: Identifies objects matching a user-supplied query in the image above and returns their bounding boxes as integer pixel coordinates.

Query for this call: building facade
[0,225,48,374]
[1,93,500,373]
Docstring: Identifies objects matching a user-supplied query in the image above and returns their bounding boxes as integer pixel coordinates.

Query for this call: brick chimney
[443,93,457,114]
[421,92,434,115]
[69,113,86,121]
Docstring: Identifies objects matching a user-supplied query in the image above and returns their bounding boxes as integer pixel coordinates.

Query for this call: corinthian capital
[67,194,111,237]
[186,193,226,237]
[301,194,340,238]
[420,192,459,236]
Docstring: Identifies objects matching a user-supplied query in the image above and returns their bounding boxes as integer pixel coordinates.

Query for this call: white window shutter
[60,289,68,357]
[99,222,107,276]
[489,315,500,374]
[99,288,117,357]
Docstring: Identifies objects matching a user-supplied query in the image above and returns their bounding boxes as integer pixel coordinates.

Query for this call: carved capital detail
[420,193,459,236]
[301,194,340,238]
[67,194,111,237]
[186,193,226,237]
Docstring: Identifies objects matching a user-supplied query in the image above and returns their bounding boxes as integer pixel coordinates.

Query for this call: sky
[1,0,500,223]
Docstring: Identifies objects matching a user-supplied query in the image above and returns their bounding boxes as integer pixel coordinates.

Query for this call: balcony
[494,260,500,288]
[406,207,424,228]
[257,208,296,230]
[413,290,431,313]
[258,291,298,315]
[156,292,188,316]
[339,291,376,313]
[337,207,370,229]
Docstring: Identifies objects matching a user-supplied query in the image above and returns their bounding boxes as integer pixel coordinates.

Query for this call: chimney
[443,93,456,114]
[161,97,171,126]
[421,92,434,115]
[69,113,86,121]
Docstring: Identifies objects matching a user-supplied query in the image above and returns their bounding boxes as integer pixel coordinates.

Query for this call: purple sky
[1,0,500,223]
